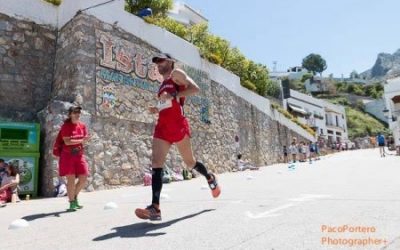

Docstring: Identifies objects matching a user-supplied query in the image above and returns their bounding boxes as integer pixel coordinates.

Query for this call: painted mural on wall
[95,30,211,124]
[100,84,117,110]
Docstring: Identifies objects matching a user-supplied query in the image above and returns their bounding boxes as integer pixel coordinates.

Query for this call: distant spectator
[302,142,308,162]
[234,135,241,158]
[283,146,288,163]
[289,141,298,163]
[309,142,316,162]
[298,141,304,162]
[138,6,153,18]
[0,164,20,207]
[370,136,376,148]
[236,154,259,171]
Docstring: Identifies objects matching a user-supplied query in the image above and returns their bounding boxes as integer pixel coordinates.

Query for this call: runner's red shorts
[153,117,191,144]
[59,152,89,177]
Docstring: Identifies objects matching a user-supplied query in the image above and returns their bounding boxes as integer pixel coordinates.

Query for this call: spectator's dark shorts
[379,143,385,147]
[284,153,288,157]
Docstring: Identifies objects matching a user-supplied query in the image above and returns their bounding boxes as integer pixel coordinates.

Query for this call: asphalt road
[1,148,399,250]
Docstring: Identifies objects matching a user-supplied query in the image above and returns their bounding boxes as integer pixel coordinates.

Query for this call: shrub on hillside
[345,107,388,138]
[44,0,61,5]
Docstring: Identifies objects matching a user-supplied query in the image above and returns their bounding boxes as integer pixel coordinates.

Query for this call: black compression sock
[193,161,212,180]
[151,168,163,205]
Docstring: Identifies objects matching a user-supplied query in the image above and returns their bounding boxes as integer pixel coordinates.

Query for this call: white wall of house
[384,77,400,146]
[168,2,208,26]
[364,99,388,124]
[322,100,348,143]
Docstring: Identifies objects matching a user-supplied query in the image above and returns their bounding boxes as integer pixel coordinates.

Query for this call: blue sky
[183,0,400,77]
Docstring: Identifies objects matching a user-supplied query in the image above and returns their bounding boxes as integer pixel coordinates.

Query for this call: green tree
[199,34,231,65]
[125,0,173,17]
[353,84,365,96]
[145,16,187,38]
[265,80,281,98]
[222,48,249,78]
[370,89,379,99]
[355,100,365,111]
[241,80,257,91]
[347,84,355,93]
[364,85,374,96]
[336,82,345,92]
[244,62,270,96]
[302,53,327,75]
[187,23,209,46]
[374,82,384,92]
[300,73,313,83]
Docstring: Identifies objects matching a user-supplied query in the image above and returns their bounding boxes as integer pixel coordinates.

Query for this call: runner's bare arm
[171,69,200,97]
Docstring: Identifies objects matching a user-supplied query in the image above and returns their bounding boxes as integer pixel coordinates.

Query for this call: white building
[322,100,348,145]
[364,99,388,124]
[167,2,208,27]
[270,66,308,81]
[283,89,348,144]
[304,76,329,93]
[383,77,400,149]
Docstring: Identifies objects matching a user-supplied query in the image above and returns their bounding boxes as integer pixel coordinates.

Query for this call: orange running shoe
[135,204,161,221]
[208,173,221,198]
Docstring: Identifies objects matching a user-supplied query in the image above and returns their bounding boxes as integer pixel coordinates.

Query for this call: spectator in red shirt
[58,105,90,212]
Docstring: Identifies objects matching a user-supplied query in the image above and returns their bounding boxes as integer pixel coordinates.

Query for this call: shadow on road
[93,209,215,241]
[21,210,71,221]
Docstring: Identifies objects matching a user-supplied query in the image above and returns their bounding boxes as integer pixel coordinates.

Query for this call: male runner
[135,53,221,221]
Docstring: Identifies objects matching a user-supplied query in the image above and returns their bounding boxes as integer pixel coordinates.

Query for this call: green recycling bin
[0,122,40,152]
[0,122,40,197]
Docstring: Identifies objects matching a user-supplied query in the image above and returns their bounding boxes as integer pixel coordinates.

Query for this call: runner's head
[152,53,174,76]
[66,105,82,123]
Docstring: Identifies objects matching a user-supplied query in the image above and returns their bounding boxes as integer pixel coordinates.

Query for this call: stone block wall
[0,13,56,121]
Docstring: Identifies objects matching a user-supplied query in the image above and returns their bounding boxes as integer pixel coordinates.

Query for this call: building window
[320,129,324,134]
[336,116,339,127]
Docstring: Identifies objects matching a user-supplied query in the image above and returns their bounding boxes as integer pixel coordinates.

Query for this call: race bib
[156,99,172,111]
